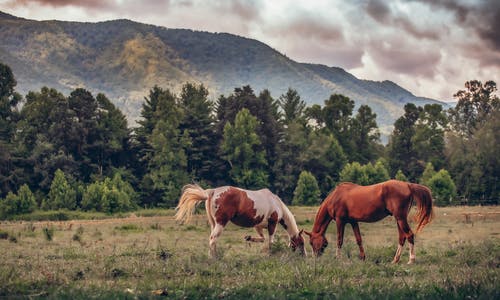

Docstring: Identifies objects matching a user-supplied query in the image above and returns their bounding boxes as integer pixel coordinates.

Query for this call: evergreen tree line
[0,63,498,216]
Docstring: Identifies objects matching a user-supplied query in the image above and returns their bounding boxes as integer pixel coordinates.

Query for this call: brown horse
[175,184,305,258]
[304,180,433,264]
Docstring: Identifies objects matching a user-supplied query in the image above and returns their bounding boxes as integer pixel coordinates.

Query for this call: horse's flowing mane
[276,197,299,236]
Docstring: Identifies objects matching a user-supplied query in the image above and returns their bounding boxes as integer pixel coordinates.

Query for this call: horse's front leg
[267,218,278,254]
[209,223,225,258]
[351,221,365,260]
[336,218,346,259]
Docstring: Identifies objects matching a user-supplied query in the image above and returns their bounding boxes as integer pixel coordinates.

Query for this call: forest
[0,62,498,217]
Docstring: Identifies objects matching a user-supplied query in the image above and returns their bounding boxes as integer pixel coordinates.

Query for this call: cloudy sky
[1,0,499,101]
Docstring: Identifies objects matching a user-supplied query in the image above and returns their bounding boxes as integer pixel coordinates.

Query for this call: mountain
[0,11,446,134]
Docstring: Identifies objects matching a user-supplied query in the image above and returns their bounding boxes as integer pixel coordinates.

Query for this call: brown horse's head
[289,229,306,256]
[304,231,328,256]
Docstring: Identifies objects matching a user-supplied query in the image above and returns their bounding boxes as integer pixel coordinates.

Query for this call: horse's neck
[278,200,300,237]
[312,202,332,235]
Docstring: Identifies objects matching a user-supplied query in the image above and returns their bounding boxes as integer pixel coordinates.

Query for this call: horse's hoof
[244,235,251,241]
[391,259,400,264]
[359,255,366,261]
[407,259,415,265]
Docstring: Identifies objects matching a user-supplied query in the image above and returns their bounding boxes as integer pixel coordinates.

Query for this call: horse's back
[209,186,282,227]
[332,180,411,222]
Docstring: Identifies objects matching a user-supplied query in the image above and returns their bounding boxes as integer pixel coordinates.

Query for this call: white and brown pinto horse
[175,184,305,258]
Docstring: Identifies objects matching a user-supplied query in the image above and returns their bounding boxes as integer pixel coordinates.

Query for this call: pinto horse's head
[304,231,328,257]
[289,229,306,256]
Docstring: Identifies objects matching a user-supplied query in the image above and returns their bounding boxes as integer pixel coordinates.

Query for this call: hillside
[0,11,445,133]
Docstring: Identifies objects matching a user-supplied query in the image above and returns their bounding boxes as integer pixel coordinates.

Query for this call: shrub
[293,171,321,205]
[81,174,137,214]
[340,161,390,185]
[0,185,37,219]
[43,226,55,241]
[0,229,9,239]
[395,170,408,181]
[427,169,457,206]
[420,162,436,186]
[42,169,76,210]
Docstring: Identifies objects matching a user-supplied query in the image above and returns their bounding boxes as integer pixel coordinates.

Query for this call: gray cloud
[14,0,117,9]
[365,0,439,40]
[0,0,498,100]
[365,0,391,23]
[415,0,500,52]
[368,39,441,77]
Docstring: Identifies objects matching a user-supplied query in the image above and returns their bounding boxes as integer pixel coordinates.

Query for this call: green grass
[3,208,175,221]
[0,206,498,299]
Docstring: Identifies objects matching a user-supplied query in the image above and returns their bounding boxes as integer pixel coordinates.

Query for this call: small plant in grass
[114,224,142,232]
[72,270,85,281]
[8,235,17,243]
[157,247,172,260]
[72,233,81,242]
[0,229,9,239]
[270,236,287,254]
[43,226,54,241]
[92,229,103,239]
[76,225,84,235]
[150,223,162,230]
[24,222,36,232]
[109,268,127,279]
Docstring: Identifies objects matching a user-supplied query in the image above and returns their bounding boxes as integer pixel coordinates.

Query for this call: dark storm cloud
[365,0,391,23]
[415,0,500,52]
[364,0,439,40]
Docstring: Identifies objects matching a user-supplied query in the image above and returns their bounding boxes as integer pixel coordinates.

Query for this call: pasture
[0,206,499,299]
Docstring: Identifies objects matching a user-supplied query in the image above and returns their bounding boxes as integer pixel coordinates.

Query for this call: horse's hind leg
[351,222,365,260]
[245,227,265,243]
[209,223,225,258]
[392,218,415,264]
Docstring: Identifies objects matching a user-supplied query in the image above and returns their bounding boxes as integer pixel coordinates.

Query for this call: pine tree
[388,103,421,180]
[292,171,321,206]
[179,83,217,184]
[221,108,268,189]
[420,162,436,186]
[351,105,381,163]
[43,169,76,210]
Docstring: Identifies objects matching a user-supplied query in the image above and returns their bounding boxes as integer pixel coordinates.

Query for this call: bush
[292,171,321,206]
[81,174,138,213]
[427,169,457,206]
[395,170,408,181]
[0,185,37,218]
[340,160,390,185]
[420,162,436,185]
[42,169,76,210]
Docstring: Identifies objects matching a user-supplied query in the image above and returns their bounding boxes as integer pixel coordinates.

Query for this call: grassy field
[0,206,499,299]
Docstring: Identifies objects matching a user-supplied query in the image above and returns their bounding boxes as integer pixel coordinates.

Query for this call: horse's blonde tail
[175,184,209,224]
[409,183,434,233]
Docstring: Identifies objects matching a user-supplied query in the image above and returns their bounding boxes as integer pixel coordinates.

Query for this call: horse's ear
[299,229,304,236]
[303,230,312,237]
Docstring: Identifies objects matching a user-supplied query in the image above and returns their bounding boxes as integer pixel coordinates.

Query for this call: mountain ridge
[0,11,446,133]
